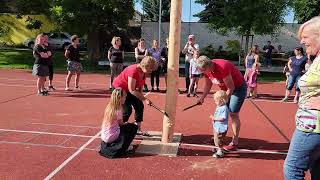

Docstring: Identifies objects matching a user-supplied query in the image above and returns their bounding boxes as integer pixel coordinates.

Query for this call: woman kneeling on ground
[99,88,138,158]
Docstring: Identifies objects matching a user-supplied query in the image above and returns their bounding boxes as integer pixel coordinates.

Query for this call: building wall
[141,22,301,52]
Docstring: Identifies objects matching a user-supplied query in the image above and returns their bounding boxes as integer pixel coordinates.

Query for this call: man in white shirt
[182,34,200,92]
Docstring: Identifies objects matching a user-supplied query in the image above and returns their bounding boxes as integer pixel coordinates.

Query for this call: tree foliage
[288,0,320,23]
[140,0,170,22]
[195,0,287,35]
[195,0,287,55]
[15,0,135,61]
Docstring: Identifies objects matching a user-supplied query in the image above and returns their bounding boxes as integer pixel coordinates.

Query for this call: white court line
[44,131,101,180]
[58,128,86,146]
[0,140,96,151]
[0,128,94,138]
[248,98,296,104]
[144,91,151,97]
[0,128,288,155]
[0,83,34,88]
[24,126,53,143]
[0,77,108,86]
[31,122,99,129]
[181,143,288,155]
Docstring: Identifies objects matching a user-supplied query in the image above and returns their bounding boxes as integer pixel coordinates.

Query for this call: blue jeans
[227,82,247,113]
[264,57,272,67]
[284,129,320,180]
[287,75,301,91]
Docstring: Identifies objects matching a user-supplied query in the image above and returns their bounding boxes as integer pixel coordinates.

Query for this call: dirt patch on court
[191,158,242,174]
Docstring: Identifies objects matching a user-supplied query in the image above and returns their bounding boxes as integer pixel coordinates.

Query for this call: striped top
[296,55,320,133]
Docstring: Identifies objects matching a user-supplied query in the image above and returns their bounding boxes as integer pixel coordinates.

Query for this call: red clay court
[0,69,304,179]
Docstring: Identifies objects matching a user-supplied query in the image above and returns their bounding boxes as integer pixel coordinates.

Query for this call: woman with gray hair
[283,16,320,180]
[196,57,247,151]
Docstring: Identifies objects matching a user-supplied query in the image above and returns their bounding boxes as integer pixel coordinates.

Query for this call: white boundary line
[0,128,288,156]
[0,77,108,86]
[181,143,288,155]
[58,128,86,146]
[0,128,94,138]
[248,98,296,104]
[0,83,35,88]
[0,140,97,151]
[31,122,100,129]
[44,131,101,180]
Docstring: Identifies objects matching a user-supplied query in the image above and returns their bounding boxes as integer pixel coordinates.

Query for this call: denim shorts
[227,82,247,113]
[287,74,301,91]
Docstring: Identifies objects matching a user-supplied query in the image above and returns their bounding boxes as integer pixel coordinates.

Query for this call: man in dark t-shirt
[263,41,274,68]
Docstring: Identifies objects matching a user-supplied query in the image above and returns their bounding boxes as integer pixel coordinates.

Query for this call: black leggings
[151,66,161,88]
[123,92,144,122]
[48,64,54,81]
[99,123,138,158]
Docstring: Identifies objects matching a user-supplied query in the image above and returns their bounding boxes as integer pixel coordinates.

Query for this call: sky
[135,0,295,23]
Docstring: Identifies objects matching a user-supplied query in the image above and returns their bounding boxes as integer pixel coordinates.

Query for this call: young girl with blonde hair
[99,88,138,158]
[246,62,261,98]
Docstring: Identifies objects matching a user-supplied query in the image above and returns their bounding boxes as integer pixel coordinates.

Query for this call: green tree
[140,0,170,22]
[288,0,320,23]
[195,0,287,56]
[16,0,135,61]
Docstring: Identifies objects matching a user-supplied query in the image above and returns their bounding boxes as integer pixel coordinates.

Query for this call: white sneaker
[212,149,224,158]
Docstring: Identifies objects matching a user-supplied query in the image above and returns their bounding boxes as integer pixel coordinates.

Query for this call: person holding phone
[182,35,200,93]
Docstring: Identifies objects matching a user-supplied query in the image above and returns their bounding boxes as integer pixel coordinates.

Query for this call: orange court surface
[0,69,306,179]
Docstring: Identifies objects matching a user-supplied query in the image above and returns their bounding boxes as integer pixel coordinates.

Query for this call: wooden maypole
[161,0,182,143]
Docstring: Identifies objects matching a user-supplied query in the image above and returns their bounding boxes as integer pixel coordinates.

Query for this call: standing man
[182,34,200,93]
[263,40,274,68]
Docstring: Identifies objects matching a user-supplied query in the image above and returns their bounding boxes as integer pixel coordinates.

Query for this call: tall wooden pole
[161,0,182,143]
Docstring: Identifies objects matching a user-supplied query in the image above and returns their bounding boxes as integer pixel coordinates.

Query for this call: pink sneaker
[223,142,238,152]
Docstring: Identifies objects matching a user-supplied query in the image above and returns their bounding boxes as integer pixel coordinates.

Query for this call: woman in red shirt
[196,56,247,151]
[113,56,158,135]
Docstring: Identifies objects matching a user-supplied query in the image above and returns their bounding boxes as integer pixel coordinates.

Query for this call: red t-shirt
[204,59,244,90]
[113,64,146,92]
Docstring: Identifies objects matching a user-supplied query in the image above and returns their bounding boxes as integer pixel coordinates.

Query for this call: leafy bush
[200,45,216,58]
[226,40,240,53]
[200,43,239,61]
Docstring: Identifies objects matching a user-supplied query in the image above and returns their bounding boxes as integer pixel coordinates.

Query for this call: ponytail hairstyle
[102,88,125,128]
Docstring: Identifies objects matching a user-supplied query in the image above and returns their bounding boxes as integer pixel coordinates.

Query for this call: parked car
[24,32,86,50]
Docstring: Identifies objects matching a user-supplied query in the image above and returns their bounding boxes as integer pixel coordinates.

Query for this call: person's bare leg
[188,78,195,95]
[65,71,72,89]
[294,91,300,103]
[193,78,199,96]
[253,87,258,98]
[282,90,291,101]
[36,77,42,93]
[41,77,46,91]
[75,72,80,88]
[230,112,240,145]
